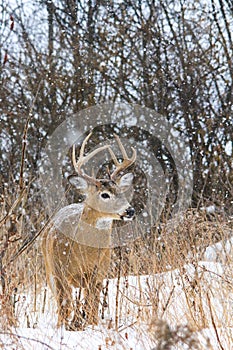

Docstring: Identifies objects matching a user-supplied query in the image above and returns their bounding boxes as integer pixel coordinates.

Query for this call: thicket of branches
[0,0,233,212]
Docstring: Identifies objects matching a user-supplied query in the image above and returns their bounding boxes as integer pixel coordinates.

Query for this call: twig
[0,331,56,350]
[161,285,175,317]
[5,216,52,266]
[118,288,144,307]
[118,320,138,332]
[199,265,233,286]
[0,188,26,227]
[115,249,122,331]
[101,279,109,320]
[42,286,47,314]
[19,81,42,190]
[2,15,14,66]
[3,183,72,267]
[206,292,224,350]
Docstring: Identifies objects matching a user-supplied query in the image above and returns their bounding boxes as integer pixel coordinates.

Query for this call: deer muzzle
[120,206,135,221]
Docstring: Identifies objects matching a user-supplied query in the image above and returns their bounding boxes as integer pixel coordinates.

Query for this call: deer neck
[80,205,114,231]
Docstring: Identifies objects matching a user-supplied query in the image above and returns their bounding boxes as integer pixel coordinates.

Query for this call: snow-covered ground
[1,238,233,349]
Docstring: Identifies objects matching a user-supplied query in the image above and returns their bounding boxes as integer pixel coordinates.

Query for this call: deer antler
[72,132,110,186]
[72,133,136,185]
[108,134,136,181]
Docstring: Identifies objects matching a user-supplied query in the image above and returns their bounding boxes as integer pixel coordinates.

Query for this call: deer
[41,132,136,330]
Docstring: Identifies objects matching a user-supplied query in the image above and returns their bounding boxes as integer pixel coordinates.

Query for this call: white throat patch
[95,217,113,230]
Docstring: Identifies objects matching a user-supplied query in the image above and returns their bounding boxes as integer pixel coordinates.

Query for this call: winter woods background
[1,1,233,348]
[1,0,232,211]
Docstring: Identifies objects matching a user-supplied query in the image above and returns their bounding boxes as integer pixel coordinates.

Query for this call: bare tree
[0,0,232,211]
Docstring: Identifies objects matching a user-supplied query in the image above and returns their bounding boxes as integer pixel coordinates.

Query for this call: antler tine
[72,132,110,185]
[109,134,137,180]
[79,131,92,159]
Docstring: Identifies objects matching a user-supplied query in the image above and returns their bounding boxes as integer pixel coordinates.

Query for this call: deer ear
[68,175,88,189]
[118,173,134,191]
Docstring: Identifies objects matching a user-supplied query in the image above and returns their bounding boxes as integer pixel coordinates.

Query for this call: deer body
[42,133,136,330]
[42,208,112,329]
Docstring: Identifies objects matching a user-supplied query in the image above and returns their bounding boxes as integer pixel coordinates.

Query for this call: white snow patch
[1,237,233,349]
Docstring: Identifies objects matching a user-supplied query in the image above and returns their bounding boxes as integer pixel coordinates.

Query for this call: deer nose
[125,207,135,219]
[120,206,135,221]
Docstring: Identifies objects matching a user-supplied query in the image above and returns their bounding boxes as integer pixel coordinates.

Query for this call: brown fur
[42,133,135,330]
[42,181,134,330]
[42,214,111,329]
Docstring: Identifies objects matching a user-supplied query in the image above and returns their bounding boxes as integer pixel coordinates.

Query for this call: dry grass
[1,186,233,349]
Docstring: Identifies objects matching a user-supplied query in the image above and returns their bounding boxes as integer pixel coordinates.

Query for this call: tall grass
[0,184,232,349]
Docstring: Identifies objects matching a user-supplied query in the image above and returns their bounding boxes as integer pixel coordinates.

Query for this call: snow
[1,326,156,350]
[225,141,232,156]
[204,236,233,263]
[1,237,233,349]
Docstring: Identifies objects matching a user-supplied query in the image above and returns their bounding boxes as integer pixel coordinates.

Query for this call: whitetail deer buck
[42,133,136,330]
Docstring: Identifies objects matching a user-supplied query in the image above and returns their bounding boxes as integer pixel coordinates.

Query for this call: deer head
[68,132,136,222]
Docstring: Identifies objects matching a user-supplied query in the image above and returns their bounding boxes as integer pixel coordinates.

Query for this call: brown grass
[1,187,233,349]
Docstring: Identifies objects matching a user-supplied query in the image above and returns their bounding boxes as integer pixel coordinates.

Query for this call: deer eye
[101,192,110,199]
